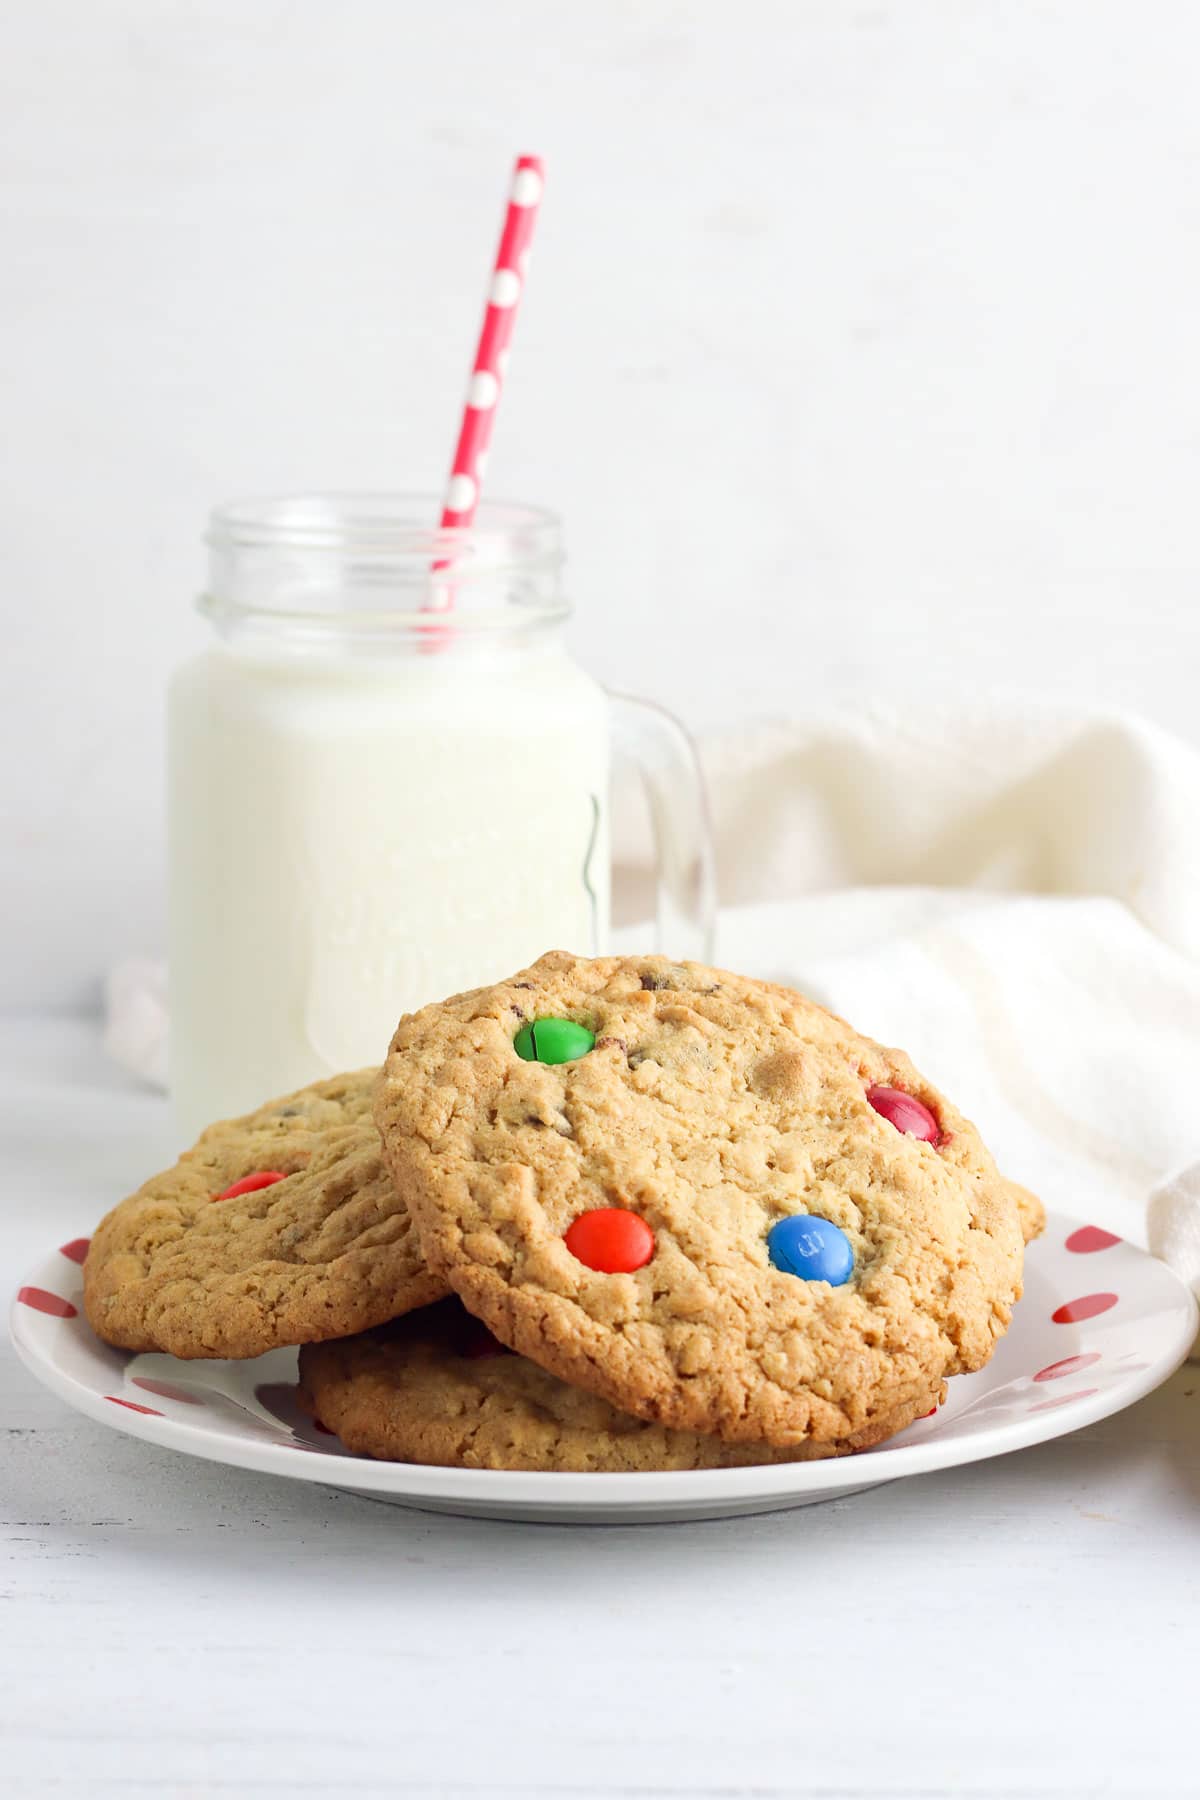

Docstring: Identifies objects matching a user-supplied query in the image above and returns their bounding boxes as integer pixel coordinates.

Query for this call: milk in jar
[167,497,711,1136]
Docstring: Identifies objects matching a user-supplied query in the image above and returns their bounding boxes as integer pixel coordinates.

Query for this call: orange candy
[564,1207,655,1274]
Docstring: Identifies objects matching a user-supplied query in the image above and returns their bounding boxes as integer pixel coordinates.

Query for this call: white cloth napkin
[107,697,1200,1313]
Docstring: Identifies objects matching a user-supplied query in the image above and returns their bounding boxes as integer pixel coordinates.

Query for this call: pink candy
[866,1084,941,1144]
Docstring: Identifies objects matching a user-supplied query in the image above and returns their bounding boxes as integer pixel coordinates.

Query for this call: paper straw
[426,154,545,618]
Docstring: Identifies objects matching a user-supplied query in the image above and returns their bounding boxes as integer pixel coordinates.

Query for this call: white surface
[5,1,1200,1006]
[4,1016,1200,1796]
[13,1207,1197,1522]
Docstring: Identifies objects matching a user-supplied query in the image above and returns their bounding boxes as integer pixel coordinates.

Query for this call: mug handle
[609,694,717,962]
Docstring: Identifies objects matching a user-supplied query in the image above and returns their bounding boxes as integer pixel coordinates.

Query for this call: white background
[4,0,1200,1009]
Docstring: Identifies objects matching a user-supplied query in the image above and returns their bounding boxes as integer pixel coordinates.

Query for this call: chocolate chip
[513,981,534,990]
[640,973,670,991]
[596,1035,628,1054]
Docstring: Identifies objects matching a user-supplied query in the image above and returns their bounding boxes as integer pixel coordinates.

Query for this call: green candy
[513,1018,596,1064]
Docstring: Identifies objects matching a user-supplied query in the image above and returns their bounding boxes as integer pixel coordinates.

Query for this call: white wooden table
[3,1017,1197,1799]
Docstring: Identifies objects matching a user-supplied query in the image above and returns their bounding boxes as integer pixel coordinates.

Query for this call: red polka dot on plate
[1065,1226,1121,1254]
[17,1286,77,1318]
[58,1237,90,1264]
[1034,1352,1102,1383]
[105,1396,164,1416]
[1052,1293,1118,1324]
[132,1377,205,1405]
[1029,1388,1100,1414]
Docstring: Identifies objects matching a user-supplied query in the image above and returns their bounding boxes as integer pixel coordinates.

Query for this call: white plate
[11,1212,1196,1523]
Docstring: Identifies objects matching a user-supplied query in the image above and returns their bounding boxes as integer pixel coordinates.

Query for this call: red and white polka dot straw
[440,154,544,536]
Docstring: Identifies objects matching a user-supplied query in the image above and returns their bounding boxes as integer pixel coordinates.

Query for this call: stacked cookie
[84,953,1043,1472]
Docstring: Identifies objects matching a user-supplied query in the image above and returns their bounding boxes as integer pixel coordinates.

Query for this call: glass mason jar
[168,495,714,1136]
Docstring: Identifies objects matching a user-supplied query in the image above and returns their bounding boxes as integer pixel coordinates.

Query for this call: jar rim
[202,491,568,640]
[206,492,562,560]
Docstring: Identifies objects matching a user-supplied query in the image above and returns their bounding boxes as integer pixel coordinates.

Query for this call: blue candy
[767,1214,854,1286]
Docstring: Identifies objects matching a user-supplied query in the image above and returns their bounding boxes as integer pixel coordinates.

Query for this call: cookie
[84,1070,446,1359]
[1006,1179,1046,1245]
[376,953,1025,1446]
[297,1299,944,1471]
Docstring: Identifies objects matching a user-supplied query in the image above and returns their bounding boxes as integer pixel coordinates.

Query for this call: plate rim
[10,1210,1197,1509]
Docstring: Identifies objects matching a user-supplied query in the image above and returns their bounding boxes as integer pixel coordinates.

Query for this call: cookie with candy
[374,952,1028,1448]
[83,1070,447,1359]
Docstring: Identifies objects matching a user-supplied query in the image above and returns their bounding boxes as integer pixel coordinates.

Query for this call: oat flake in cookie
[84,1070,447,1359]
[297,1299,944,1472]
[375,953,1028,1447]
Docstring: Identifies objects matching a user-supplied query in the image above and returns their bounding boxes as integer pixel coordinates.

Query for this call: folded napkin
[108,697,1200,1319]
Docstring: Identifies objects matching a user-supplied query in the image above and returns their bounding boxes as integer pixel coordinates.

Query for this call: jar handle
[609,694,716,962]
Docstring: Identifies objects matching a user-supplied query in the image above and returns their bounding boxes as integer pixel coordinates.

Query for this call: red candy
[564,1207,655,1274]
[214,1170,288,1201]
[866,1085,940,1144]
